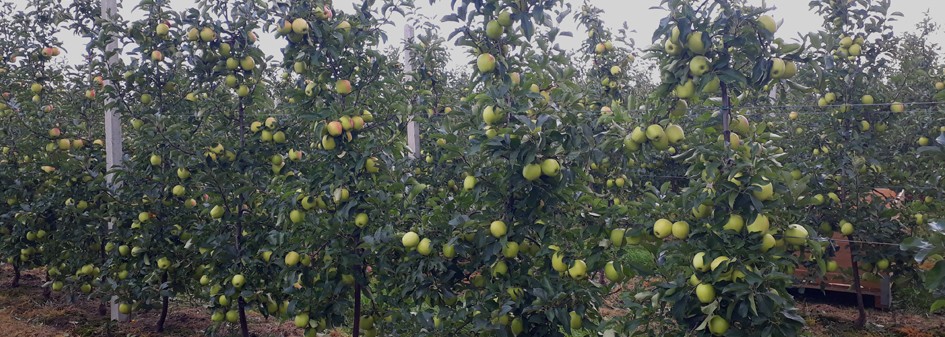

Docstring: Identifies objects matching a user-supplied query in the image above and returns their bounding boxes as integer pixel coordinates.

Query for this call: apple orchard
[1,0,945,336]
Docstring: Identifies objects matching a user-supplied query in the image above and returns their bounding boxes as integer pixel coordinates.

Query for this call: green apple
[199,27,215,41]
[149,154,162,166]
[402,231,420,248]
[709,316,729,336]
[502,242,519,258]
[664,39,682,55]
[485,20,503,39]
[757,15,777,34]
[696,283,715,303]
[232,274,245,288]
[417,238,432,256]
[568,259,587,279]
[761,233,776,252]
[747,214,770,233]
[674,79,695,99]
[157,257,171,269]
[477,53,496,73]
[723,214,744,232]
[289,209,304,223]
[784,224,809,245]
[210,205,225,219]
[551,252,567,272]
[442,244,456,258]
[645,124,665,141]
[490,220,507,238]
[285,251,300,266]
[687,31,706,54]
[522,164,542,181]
[540,158,560,177]
[292,18,309,34]
[861,95,874,104]
[354,213,368,227]
[671,221,690,239]
[840,220,854,235]
[890,102,905,113]
[653,218,673,238]
[569,311,582,329]
[753,181,774,201]
[463,175,477,191]
[665,124,685,144]
[689,56,710,76]
[630,126,646,143]
[172,185,186,197]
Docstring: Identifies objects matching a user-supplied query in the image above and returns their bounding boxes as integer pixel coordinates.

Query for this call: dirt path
[2,264,944,337]
[0,265,308,337]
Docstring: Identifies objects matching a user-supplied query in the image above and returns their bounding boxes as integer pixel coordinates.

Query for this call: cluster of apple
[44,127,93,153]
[319,112,372,151]
[627,122,686,155]
[832,34,866,61]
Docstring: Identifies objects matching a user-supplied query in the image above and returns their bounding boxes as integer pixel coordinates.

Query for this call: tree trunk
[42,272,51,300]
[238,296,249,337]
[156,272,169,332]
[11,262,20,287]
[849,241,867,328]
[353,283,361,337]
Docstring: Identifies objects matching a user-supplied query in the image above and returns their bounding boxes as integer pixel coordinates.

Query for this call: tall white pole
[404,25,420,158]
[100,0,128,322]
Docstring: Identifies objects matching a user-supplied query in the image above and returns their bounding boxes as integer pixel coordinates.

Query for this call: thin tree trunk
[238,297,249,337]
[353,283,361,337]
[849,241,867,328]
[42,272,51,300]
[156,272,169,332]
[11,262,20,287]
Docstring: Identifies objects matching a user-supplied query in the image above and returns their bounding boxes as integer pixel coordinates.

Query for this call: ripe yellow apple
[861,95,874,104]
[840,220,854,235]
[918,137,930,146]
[486,20,503,39]
[231,274,245,288]
[569,311,582,329]
[285,251,300,266]
[770,58,786,79]
[354,213,368,227]
[289,209,304,223]
[784,224,809,245]
[522,163,542,181]
[653,219,673,239]
[747,214,769,233]
[645,124,665,141]
[463,176,477,191]
[757,15,777,34]
[172,185,186,197]
[709,315,729,336]
[210,205,225,219]
[674,79,695,99]
[417,238,432,255]
[761,233,776,252]
[490,220,507,238]
[665,124,685,144]
[752,181,774,201]
[723,214,744,232]
[240,56,255,71]
[696,283,715,303]
[551,252,568,272]
[295,312,309,328]
[157,257,171,269]
[568,259,587,279]
[664,39,681,55]
[199,27,215,42]
[502,242,519,258]
[292,18,309,34]
[890,102,905,113]
[540,158,560,176]
[672,221,690,239]
[402,231,420,248]
[693,252,708,271]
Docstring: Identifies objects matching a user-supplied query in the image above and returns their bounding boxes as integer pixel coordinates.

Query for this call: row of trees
[1,0,944,336]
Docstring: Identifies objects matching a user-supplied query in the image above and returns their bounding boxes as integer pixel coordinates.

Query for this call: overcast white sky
[53,1,945,69]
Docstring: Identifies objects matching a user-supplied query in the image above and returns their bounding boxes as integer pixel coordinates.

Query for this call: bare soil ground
[2,265,944,337]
